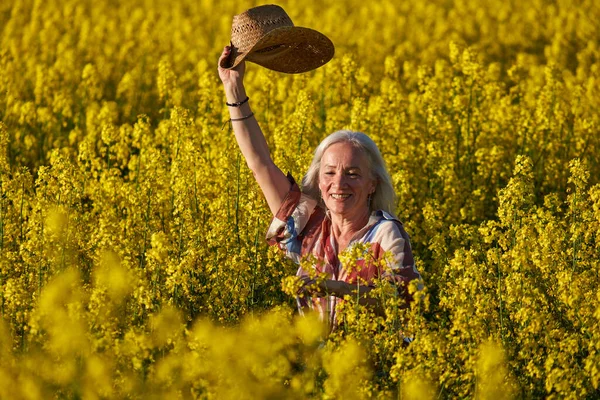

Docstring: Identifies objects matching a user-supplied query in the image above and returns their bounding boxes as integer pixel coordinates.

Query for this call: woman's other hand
[299,277,343,297]
[298,276,326,297]
[218,46,246,88]
[298,277,378,304]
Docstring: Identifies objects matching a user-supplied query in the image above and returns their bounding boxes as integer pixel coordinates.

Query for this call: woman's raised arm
[217,46,291,215]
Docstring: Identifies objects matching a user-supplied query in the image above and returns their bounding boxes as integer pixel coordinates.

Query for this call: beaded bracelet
[226,96,249,107]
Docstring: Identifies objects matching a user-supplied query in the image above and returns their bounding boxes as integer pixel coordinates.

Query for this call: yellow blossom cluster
[1,0,600,397]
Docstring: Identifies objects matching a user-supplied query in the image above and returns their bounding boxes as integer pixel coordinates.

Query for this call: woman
[218,46,421,329]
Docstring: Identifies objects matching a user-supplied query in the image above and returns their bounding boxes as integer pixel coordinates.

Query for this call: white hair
[301,130,397,216]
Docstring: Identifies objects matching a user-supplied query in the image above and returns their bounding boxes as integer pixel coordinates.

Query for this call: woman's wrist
[224,83,247,104]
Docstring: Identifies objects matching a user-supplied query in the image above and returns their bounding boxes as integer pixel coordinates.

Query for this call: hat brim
[220,26,335,74]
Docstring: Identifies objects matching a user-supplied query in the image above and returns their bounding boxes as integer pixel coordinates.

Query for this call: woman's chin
[326,203,362,218]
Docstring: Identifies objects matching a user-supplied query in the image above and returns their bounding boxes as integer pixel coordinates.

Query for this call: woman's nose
[332,173,346,188]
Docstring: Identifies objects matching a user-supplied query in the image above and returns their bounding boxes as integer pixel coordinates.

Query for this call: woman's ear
[370,177,378,194]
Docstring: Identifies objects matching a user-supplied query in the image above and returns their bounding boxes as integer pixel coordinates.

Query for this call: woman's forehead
[321,142,368,167]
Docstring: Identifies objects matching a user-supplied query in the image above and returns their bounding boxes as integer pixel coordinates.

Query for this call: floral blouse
[266,177,422,329]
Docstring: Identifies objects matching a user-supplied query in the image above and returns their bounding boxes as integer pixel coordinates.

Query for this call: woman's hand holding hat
[218,46,245,87]
[218,46,247,102]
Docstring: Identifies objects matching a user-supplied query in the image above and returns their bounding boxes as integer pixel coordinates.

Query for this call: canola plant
[1,0,600,398]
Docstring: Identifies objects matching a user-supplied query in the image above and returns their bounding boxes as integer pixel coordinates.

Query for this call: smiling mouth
[331,194,351,199]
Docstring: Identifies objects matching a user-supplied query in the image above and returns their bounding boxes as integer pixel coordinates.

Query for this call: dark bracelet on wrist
[226,96,249,107]
[230,112,254,122]
[221,112,255,130]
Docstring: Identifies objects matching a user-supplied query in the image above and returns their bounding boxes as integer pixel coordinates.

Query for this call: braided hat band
[220,4,335,74]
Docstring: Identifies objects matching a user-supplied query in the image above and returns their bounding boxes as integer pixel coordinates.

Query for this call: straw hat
[220,4,335,74]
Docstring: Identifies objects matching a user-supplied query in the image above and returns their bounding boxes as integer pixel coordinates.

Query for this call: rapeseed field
[1,0,599,397]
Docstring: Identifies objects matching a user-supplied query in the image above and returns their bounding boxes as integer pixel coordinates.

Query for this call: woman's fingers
[298,276,331,297]
[297,277,315,295]
[299,276,314,285]
[218,45,247,83]
[218,46,231,68]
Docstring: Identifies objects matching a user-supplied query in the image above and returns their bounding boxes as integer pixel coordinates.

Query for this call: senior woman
[218,46,421,329]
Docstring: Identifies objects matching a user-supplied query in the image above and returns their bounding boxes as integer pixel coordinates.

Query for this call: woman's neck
[329,207,371,251]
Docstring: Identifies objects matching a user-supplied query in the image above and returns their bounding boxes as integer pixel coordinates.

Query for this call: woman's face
[318,142,376,218]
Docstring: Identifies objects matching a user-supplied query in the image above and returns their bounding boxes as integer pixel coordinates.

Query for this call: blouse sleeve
[370,215,423,305]
[265,175,318,264]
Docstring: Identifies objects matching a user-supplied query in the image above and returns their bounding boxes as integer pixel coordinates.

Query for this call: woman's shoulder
[365,210,411,246]
[366,211,416,268]
[371,210,404,231]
